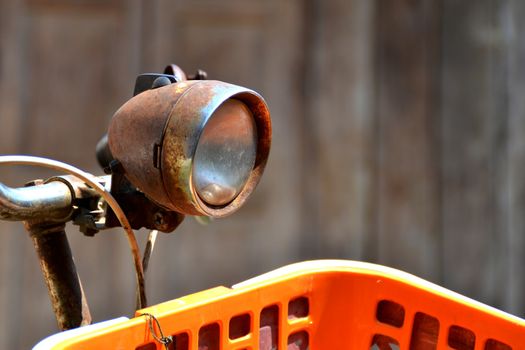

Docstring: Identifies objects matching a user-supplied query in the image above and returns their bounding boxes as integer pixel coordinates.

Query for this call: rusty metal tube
[0,155,147,309]
[26,222,92,330]
[0,181,73,222]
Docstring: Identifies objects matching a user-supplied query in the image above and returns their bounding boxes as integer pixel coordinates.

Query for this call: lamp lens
[193,99,257,206]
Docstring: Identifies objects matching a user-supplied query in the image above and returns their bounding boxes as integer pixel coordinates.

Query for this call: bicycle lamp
[107,80,271,218]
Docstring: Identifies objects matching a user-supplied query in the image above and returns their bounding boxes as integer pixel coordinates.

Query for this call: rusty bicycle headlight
[107,80,271,217]
[192,98,257,206]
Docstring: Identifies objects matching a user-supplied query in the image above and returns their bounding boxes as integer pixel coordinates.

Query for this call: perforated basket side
[44,260,525,350]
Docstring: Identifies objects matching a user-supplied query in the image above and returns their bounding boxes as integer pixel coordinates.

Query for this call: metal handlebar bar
[27,221,92,329]
[0,181,73,222]
[0,178,92,329]
[0,155,142,331]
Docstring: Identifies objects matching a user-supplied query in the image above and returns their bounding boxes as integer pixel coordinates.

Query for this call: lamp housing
[107,80,271,218]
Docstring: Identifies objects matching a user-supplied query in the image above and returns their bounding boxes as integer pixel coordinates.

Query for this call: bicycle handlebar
[0,181,73,222]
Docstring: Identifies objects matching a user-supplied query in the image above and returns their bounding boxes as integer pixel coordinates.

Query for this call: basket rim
[233,259,525,325]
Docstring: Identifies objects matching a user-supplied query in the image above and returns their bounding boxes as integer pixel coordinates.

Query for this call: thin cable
[141,313,173,349]
[0,155,147,308]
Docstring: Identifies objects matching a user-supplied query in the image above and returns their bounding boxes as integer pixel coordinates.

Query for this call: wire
[0,155,147,309]
[140,313,173,349]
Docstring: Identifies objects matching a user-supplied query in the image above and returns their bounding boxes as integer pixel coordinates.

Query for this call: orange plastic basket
[35,260,525,349]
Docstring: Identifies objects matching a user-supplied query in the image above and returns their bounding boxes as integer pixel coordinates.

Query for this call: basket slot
[376,300,405,328]
[229,313,251,340]
[409,312,440,350]
[288,297,309,320]
[199,323,220,350]
[447,325,475,350]
[484,339,512,350]
[171,332,190,350]
[260,305,280,350]
[370,334,400,350]
[287,330,309,350]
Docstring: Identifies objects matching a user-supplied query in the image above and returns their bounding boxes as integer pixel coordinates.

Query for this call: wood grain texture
[375,0,442,281]
[0,0,24,154]
[441,0,508,306]
[0,1,47,349]
[503,0,525,315]
[298,0,375,260]
[0,0,525,347]
[125,0,310,315]
[0,1,142,348]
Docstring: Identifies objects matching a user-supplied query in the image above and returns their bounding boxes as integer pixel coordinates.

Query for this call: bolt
[153,211,169,231]
[189,69,208,80]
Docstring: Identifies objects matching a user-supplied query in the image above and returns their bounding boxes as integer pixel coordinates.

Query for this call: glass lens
[193,99,257,206]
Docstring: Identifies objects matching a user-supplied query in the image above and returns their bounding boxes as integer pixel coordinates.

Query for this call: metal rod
[142,230,159,275]
[0,155,147,309]
[0,181,73,222]
[26,221,92,330]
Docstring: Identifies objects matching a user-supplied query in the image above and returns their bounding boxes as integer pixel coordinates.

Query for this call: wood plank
[441,0,508,307]
[503,0,525,315]
[21,7,130,167]
[0,2,143,347]
[0,0,23,154]
[375,0,442,281]
[145,0,307,303]
[0,0,521,348]
[297,0,375,260]
[0,1,39,348]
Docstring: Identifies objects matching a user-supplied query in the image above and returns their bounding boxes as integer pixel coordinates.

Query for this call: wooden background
[0,0,524,347]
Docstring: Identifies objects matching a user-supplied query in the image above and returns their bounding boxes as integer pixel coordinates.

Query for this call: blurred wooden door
[0,1,145,348]
[0,0,312,348]
[1,0,525,348]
